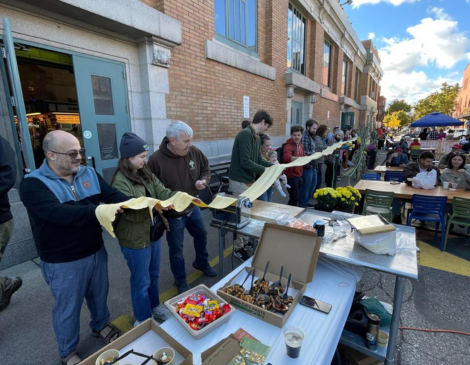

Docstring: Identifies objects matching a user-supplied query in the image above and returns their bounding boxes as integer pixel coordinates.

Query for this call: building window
[214,0,257,54]
[323,40,332,87]
[341,59,348,96]
[354,68,360,101]
[287,3,306,74]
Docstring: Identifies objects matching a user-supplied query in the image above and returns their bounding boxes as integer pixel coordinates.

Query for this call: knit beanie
[119,132,149,158]
[334,129,344,137]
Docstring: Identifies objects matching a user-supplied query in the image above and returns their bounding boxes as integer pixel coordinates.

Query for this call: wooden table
[373,166,404,174]
[354,179,469,201]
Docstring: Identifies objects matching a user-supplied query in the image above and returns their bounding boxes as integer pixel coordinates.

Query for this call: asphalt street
[0,152,469,364]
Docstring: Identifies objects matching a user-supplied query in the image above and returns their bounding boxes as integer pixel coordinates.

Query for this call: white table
[161,257,360,365]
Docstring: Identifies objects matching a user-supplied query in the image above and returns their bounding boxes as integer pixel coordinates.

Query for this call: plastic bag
[275,214,316,233]
[354,230,396,255]
[412,169,437,190]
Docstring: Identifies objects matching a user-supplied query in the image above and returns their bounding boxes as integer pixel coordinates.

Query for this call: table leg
[218,227,226,280]
[385,276,406,365]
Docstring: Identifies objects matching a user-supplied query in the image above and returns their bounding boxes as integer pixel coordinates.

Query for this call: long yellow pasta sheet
[96,138,354,236]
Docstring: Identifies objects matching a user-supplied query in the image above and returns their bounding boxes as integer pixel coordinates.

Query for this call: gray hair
[42,132,57,155]
[166,121,193,141]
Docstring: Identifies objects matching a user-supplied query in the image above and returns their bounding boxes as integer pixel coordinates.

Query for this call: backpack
[277,143,295,164]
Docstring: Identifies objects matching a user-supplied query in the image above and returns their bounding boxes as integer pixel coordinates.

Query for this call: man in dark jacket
[20,130,128,365]
[148,121,216,293]
[283,125,306,206]
[402,151,441,183]
[228,110,273,260]
[0,136,22,312]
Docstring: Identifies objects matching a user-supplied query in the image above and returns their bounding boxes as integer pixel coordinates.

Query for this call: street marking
[112,245,234,334]
[419,241,470,277]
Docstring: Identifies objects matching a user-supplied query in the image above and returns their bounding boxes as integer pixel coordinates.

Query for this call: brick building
[454,62,470,123]
[377,95,386,127]
[148,0,384,161]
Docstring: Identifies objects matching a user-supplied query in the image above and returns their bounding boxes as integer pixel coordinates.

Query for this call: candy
[173,294,230,331]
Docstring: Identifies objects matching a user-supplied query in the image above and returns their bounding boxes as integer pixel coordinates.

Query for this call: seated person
[402,151,441,184]
[386,148,409,167]
[438,144,462,169]
[463,141,470,153]
[459,134,469,145]
[440,153,470,189]
[409,138,421,150]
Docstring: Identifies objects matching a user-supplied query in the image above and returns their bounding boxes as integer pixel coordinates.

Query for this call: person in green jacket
[229,110,273,261]
[112,132,191,326]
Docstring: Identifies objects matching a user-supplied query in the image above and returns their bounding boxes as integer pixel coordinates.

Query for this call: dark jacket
[283,137,305,178]
[314,135,327,163]
[300,131,317,170]
[19,160,129,263]
[111,170,176,249]
[229,125,272,184]
[0,136,17,224]
[148,137,211,217]
[402,162,441,184]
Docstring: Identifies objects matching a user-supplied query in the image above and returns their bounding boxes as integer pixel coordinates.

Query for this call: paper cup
[153,347,175,365]
[451,182,459,189]
[442,182,449,189]
[378,330,389,347]
[96,349,120,365]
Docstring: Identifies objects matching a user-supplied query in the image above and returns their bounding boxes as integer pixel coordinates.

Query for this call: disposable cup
[283,325,305,358]
[442,182,449,189]
[153,347,175,365]
[96,349,120,365]
[451,182,459,189]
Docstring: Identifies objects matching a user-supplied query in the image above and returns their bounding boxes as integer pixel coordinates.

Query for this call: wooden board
[242,200,305,223]
[373,166,404,174]
[354,179,470,202]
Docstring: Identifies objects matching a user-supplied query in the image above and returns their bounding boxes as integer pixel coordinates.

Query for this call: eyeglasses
[51,148,85,159]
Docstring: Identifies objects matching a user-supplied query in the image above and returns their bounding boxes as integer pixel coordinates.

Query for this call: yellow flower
[351,197,355,201]
[355,203,359,206]
[342,198,345,201]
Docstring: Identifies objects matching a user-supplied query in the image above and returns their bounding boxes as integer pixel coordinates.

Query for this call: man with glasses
[19,130,129,365]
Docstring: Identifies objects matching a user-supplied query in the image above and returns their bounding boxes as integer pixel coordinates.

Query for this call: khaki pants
[0,219,14,301]
[229,180,252,251]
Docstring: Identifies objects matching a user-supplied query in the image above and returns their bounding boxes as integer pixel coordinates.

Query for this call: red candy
[174,294,229,331]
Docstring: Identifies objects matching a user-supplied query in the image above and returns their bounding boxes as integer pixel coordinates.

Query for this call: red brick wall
[147,0,289,141]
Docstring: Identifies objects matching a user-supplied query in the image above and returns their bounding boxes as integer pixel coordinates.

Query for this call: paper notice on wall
[243,96,250,118]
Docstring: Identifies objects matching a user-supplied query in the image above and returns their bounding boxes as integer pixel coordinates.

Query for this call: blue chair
[406,194,447,250]
[362,173,381,181]
[384,171,404,182]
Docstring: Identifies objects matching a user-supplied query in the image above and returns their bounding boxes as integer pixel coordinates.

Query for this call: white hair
[166,121,193,141]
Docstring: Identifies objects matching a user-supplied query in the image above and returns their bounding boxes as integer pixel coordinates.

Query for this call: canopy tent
[410,112,464,127]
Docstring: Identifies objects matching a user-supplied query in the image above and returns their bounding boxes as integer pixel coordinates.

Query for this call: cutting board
[242,200,305,223]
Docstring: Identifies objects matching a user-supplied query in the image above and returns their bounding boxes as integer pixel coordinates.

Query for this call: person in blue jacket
[20,130,129,365]
[386,148,409,167]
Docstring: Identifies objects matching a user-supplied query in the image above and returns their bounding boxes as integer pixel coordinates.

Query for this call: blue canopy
[410,112,464,127]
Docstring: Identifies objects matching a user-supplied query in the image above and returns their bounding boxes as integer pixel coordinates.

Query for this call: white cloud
[378,9,470,103]
[352,0,420,8]
[368,32,376,40]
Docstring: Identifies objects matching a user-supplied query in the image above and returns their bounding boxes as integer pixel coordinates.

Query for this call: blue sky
[343,0,470,104]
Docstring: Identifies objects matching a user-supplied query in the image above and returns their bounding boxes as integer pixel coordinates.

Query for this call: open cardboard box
[81,319,192,365]
[217,223,321,328]
[200,334,241,365]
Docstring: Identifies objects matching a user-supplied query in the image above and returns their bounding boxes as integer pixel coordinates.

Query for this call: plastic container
[164,284,235,340]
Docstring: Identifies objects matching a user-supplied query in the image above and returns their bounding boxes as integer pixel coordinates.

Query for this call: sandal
[92,323,120,344]
[61,350,82,365]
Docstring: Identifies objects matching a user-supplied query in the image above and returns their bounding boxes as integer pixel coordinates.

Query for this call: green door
[73,55,130,183]
[341,112,355,130]
[291,101,303,126]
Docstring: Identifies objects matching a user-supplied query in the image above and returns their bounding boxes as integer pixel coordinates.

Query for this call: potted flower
[336,186,362,213]
[313,188,339,212]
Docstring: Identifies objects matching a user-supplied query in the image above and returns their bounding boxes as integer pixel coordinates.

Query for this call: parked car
[446,130,466,140]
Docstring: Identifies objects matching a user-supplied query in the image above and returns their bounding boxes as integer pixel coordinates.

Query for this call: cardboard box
[217,223,321,328]
[164,284,235,340]
[200,334,241,365]
[81,319,192,365]
[339,344,384,365]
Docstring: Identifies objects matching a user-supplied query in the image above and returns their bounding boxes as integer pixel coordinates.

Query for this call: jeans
[287,177,303,206]
[229,180,251,250]
[316,163,323,190]
[299,168,317,207]
[166,206,209,285]
[325,163,339,188]
[40,246,109,357]
[121,240,162,322]
[258,186,273,202]
[0,219,13,302]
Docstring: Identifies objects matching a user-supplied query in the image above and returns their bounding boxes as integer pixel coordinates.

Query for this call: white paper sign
[243,96,250,118]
